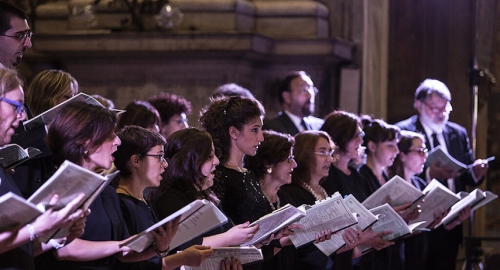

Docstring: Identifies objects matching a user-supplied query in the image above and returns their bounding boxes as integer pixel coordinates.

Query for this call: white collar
[284,110,305,131]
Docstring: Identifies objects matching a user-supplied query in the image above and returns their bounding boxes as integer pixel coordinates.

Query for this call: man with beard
[264,70,323,136]
[0,1,32,69]
[395,78,489,270]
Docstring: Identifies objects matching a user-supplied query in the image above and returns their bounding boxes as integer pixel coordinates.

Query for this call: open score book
[121,199,228,252]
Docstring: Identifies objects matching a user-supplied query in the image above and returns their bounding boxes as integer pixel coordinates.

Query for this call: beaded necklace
[302,182,328,201]
[262,191,280,211]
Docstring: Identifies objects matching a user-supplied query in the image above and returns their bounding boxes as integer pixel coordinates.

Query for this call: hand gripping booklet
[362,175,424,210]
[425,145,467,173]
[27,160,120,242]
[357,203,427,254]
[0,192,44,231]
[0,144,42,169]
[288,192,358,248]
[409,179,460,229]
[315,194,378,256]
[184,247,263,270]
[121,199,228,252]
[435,188,498,228]
[241,204,306,246]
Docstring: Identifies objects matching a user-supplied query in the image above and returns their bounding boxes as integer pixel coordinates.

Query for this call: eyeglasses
[144,153,167,163]
[315,149,334,158]
[407,147,428,156]
[298,86,319,95]
[423,101,452,113]
[287,154,295,163]
[0,30,33,44]
[355,131,365,139]
[171,118,188,126]
[0,97,25,115]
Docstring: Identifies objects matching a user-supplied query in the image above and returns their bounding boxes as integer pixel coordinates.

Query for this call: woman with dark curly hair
[199,96,267,225]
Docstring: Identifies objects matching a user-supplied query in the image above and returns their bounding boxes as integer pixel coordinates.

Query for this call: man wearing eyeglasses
[264,70,324,136]
[395,78,489,270]
[0,1,32,69]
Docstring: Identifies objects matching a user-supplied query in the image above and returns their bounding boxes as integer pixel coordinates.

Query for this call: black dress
[35,185,129,270]
[213,166,283,270]
[151,188,242,270]
[280,183,332,270]
[118,194,161,270]
[321,165,372,270]
[402,176,429,270]
[0,167,35,270]
[212,166,271,225]
[357,165,404,270]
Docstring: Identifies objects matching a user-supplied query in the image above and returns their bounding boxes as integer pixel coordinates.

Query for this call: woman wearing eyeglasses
[0,68,86,270]
[36,101,179,270]
[387,130,429,270]
[280,130,361,270]
[114,126,214,270]
[243,130,299,270]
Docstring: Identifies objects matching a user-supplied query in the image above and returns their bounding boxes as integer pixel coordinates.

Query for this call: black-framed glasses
[315,149,335,158]
[0,97,25,115]
[408,147,428,156]
[0,30,33,44]
[144,153,167,163]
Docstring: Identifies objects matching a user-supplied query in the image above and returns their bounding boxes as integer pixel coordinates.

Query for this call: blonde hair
[26,70,78,116]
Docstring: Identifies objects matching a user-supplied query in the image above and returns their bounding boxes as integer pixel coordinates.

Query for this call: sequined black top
[212,165,271,225]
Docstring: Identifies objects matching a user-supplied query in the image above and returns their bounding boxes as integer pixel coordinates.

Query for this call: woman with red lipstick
[114,126,214,270]
[38,102,179,270]
[280,130,361,270]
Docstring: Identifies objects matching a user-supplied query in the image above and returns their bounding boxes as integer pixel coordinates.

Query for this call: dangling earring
[266,167,272,174]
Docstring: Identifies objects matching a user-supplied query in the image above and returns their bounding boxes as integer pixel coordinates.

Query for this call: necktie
[432,133,440,148]
[301,118,310,131]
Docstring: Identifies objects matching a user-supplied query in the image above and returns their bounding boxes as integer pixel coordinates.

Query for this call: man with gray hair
[395,78,489,270]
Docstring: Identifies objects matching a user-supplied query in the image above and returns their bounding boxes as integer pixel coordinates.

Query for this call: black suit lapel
[278,113,300,135]
[415,118,432,150]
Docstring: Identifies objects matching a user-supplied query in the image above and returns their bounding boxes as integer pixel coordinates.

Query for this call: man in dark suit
[395,78,489,270]
[263,71,324,136]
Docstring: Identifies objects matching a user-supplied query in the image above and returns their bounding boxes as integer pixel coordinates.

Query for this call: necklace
[302,182,328,201]
[225,164,247,173]
[262,191,280,211]
[117,186,148,204]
